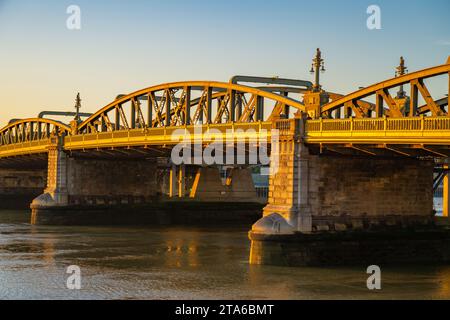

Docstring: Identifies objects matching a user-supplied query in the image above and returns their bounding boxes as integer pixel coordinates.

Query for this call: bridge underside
[0,153,47,168]
[22,140,266,225]
[0,155,47,209]
[307,143,450,158]
[0,124,447,225]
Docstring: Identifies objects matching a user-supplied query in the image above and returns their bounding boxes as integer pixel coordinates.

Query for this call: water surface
[0,210,449,300]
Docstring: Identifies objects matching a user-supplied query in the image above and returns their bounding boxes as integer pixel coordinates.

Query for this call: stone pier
[249,116,450,266]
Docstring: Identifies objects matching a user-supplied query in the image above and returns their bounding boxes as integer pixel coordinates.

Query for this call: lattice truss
[321,61,450,119]
[78,82,305,134]
[0,119,70,145]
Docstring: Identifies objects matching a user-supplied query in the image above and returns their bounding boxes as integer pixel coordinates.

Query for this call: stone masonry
[31,140,158,209]
[258,116,434,234]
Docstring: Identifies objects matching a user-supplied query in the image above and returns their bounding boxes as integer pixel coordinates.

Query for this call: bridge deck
[2,117,450,158]
[305,117,450,145]
[64,122,273,151]
[0,139,51,158]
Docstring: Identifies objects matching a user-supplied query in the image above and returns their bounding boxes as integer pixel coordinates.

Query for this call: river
[0,209,449,300]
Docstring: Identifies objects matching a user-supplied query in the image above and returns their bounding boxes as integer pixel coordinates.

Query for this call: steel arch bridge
[75,81,307,134]
[0,57,449,160]
[320,60,450,118]
[0,118,70,159]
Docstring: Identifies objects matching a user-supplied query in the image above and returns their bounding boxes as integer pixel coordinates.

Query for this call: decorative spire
[74,92,81,122]
[395,57,408,98]
[310,48,325,92]
[395,56,407,77]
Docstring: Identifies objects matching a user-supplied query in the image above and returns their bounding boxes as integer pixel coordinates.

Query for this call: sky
[0,0,449,125]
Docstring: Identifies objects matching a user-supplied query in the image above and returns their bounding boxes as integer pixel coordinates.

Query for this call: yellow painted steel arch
[78,81,306,132]
[321,61,450,114]
[153,91,227,126]
[0,118,71,136]
[0,118,71,158]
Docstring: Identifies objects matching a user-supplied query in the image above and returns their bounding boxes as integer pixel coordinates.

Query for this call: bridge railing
[0,139,51,158]
[306,116,450,133]
[64,122,273,150]
[274,119,294,135]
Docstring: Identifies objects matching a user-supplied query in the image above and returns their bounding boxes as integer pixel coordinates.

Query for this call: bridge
[3,53,450,156]
[0,51,449,261]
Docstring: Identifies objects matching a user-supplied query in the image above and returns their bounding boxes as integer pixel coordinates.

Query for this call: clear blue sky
[0,0,449,125]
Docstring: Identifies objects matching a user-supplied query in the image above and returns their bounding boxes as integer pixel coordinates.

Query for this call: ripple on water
[1,210,450,299]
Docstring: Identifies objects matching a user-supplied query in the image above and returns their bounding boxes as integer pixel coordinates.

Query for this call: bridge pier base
[249,117,450,266]
[260,118,312,233]
[30,143,68,215]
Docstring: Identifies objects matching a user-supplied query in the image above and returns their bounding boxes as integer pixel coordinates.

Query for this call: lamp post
[310,48,326,92]
[70,93,82,134]
[304,48,329,118]
[74,92,82,123]
[395,56,408,98]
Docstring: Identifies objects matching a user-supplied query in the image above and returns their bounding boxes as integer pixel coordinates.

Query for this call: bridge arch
[77,81,306,134]
[0,118,71,146]
[321,60,450,118]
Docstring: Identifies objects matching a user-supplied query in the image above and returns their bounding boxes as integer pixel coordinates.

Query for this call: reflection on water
[0,210,450,300]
